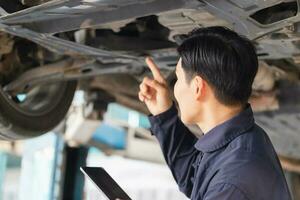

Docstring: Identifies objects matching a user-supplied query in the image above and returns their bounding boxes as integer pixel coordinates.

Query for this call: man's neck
[196,103,243,134]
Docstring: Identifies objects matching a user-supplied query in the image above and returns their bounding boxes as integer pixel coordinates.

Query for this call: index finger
[145,57,166,84]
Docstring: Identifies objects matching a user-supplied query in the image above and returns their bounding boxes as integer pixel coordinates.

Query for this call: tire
[0,80,77,140]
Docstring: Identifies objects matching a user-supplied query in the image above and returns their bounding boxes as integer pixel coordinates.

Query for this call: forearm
[148,101,198,196]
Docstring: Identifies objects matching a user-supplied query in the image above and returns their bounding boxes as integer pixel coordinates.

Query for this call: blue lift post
[0,150,22,200]
[49,133,65,200]
[61,145,88,200]
[18,131,88,200]
[0,152,7,200]
[18,132,61,199]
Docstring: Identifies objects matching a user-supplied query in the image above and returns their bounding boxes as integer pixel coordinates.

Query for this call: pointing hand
[138,57,173,115]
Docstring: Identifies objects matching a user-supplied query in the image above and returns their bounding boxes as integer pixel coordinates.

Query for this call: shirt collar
[194,103,255,153]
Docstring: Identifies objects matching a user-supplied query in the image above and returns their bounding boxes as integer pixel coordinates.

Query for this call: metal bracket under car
[3,58,145,94]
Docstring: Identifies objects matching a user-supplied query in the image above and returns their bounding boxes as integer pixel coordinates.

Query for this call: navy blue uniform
[148,102,292,200]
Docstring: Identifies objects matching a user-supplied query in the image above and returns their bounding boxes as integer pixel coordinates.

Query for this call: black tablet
[80,167,132,200]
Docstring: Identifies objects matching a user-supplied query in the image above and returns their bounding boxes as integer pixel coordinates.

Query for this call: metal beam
[1,0,194,34]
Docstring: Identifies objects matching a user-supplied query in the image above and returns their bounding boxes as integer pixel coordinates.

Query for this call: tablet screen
[81,167,131,200]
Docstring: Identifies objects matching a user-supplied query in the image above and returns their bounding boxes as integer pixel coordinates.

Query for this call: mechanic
[138,26,292,200]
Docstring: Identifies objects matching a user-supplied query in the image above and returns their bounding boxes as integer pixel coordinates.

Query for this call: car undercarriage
[0,0,299,164]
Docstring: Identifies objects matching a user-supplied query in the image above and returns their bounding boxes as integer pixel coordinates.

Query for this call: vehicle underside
[0,0,300,165]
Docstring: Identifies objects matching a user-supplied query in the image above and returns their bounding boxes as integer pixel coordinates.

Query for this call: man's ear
[192,75,204,100]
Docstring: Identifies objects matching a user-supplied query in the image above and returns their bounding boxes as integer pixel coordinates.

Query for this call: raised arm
[139,57,199,197]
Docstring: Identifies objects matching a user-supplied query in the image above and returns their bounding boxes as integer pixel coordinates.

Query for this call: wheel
[0,80,77,140]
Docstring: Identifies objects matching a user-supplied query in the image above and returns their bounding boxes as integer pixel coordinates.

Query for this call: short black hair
[177,26,258,106]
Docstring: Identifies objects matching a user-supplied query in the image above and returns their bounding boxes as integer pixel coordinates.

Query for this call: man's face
[174,58,200,124]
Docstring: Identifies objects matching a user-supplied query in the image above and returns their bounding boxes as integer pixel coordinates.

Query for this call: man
[138,26,292,199]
